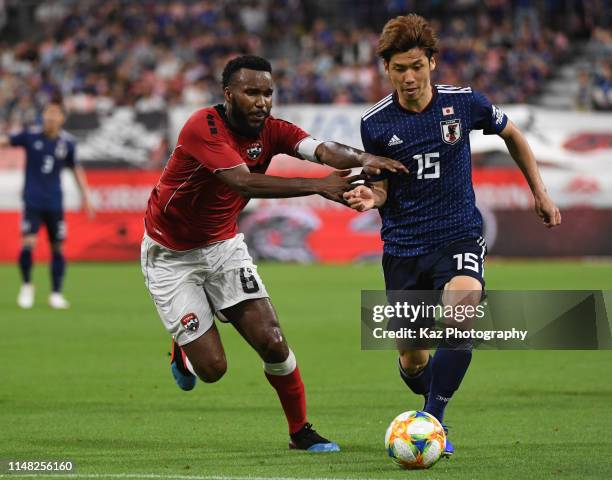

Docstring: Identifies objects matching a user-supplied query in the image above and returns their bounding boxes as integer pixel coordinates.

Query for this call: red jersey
[144,105,309,250]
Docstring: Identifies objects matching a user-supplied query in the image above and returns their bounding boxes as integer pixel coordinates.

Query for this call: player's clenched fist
[534,191,562,228]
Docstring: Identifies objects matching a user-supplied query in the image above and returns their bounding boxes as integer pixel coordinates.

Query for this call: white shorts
[141,233,269,346]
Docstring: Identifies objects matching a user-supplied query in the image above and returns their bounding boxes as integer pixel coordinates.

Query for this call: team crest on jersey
[180,313,199,332]
[246,143,263,160]
[440,119,462,145]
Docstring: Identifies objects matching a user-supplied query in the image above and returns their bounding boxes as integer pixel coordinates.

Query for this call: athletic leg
[140,234,223,389]
[203,234,338,451]
[425,237,486,425]
[50,242,66,293]
[398,349,431,408]
[221,297,339,452]
[424,275,481,424]
[17,235,37,309]
[17,206,40,309]
[180,323,227,383]
[425,237,487,456]
[383,252,433,404]
[222,298,302,431]
[45,210,69,309]
[18,235,36,284]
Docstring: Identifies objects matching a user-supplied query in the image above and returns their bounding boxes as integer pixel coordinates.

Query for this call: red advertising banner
[0,170,159,263]
[0,164,610,263]
[0,211,146,262]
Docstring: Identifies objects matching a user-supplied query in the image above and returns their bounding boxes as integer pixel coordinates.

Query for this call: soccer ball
[384,410,446,469]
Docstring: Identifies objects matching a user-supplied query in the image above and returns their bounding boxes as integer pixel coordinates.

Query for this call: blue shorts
[382,236,487,291]
[21,206,66,243]
[382,237,487,344]
[383,237,487,348]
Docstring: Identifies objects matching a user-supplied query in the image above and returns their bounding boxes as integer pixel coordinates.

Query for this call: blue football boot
[442,424,454,457]
[289,423,340,452]
[170,340,196,391]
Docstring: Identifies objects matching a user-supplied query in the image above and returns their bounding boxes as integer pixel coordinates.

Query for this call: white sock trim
[264,349,296,376]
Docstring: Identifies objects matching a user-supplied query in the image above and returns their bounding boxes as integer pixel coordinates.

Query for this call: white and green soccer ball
[384,410,446,469]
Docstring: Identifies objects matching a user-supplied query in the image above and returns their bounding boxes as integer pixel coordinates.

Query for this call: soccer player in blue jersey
[0,97,94,309]
[345,14,561,456]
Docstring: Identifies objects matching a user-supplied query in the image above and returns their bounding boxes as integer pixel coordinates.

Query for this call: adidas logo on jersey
[387,134,404,146]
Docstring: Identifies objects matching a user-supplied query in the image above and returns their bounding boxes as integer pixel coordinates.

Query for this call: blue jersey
[361,84,508,257]
[9,127,77,211]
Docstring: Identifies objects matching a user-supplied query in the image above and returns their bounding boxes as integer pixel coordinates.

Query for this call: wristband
[296,136,324,163]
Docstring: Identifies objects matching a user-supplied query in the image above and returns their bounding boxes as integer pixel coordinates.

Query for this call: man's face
[42,104,65,132]
[225,69,273,136]
[385,48,435,105]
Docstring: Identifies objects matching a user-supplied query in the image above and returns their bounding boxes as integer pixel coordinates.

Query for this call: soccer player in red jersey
[141,55,407,452]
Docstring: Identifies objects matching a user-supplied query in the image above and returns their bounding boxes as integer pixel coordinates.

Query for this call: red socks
[265,366,307,434]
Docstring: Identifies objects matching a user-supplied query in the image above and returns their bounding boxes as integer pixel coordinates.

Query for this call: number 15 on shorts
[453,253,481,273]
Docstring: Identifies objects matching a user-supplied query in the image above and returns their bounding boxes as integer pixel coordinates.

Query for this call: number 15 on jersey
[414,152,440,179]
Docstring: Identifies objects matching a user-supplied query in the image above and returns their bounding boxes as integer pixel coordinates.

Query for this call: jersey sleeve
[361,119,389,181]
[270,118,310,156]
[64,142,77,169]
[181,116,244,173]
[470,91,508,135]
[8,130,28,147]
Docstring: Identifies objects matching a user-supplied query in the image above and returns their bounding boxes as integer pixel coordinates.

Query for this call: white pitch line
[0,474,404,480]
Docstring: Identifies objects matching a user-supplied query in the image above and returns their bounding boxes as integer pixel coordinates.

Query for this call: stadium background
[0,0,610,263]
[1,2,611,479]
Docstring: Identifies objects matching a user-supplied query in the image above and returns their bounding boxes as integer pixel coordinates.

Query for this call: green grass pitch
[1,261,611,480]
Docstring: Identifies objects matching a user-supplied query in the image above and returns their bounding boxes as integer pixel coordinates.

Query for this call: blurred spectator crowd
[576,26,612,111]
[0,0,610,130]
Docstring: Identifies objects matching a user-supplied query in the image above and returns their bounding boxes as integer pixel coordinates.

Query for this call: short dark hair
[377,14,439,62]
[46,92,66,113]
[222,55,272,88]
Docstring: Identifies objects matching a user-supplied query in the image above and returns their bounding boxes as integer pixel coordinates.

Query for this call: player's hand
[343,185,376,212]
[318,170,365,204]
[534,191,561,228]
[360,153,408,176]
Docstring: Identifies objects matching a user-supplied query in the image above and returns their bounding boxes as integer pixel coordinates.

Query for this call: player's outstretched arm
[343,180,388,212]
[216,164,364,203]
[72,165,95,219]
[0,134,9,147]
[299,139,408,176]
[499,121,561,228]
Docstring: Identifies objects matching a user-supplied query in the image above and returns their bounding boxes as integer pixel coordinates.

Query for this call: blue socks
[398,356,431,404]
[18,246,67,293]
[18,247,33,283]
[424,340,472,424]
[51,251,65,293]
